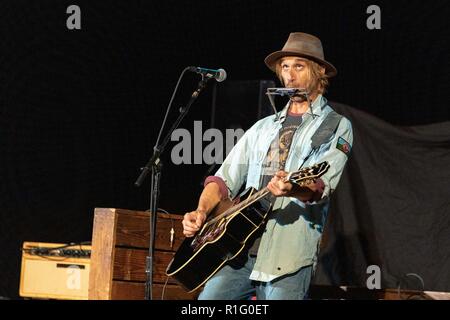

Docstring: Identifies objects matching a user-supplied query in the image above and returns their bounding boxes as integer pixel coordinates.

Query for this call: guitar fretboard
[204,161,329,227]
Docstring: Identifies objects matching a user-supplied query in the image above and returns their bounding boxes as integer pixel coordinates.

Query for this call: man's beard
[290,94,308,103]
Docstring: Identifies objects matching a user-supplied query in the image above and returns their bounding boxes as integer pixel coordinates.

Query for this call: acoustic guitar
[166,161,330,292]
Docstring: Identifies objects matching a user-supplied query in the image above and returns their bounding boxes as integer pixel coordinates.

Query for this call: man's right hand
[182,210,207,237]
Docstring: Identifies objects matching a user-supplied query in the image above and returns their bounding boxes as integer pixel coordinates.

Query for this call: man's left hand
[267,170,316,201]
[267,171,294,197]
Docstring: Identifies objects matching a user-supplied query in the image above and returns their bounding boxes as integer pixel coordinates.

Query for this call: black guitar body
[166,187,271,292]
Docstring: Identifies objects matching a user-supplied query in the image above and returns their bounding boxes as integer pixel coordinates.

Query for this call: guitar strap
[310,110,343,150]
[295,109,343,170]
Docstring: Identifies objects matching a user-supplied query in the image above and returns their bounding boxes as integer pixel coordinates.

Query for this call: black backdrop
[0,0,449,299]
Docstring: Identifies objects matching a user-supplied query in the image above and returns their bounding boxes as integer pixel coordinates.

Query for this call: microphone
[188,66,227,82]
[266,87,308,97]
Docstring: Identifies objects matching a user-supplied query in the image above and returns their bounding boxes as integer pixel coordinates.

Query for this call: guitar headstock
[287,161,330,187]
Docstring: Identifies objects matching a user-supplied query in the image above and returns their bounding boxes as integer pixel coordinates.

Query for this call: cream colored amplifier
[20,242,91,300]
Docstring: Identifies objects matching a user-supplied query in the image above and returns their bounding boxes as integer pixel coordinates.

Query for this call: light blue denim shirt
[214,95,353,282]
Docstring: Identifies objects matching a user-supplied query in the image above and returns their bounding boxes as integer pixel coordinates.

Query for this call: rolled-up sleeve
[203,176,229,200]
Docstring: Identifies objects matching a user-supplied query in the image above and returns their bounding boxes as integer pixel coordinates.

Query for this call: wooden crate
[88,208,198,300]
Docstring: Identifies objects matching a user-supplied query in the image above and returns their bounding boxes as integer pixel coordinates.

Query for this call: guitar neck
[204,161,330,227]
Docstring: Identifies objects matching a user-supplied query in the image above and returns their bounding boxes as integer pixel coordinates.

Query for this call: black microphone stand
[134,74,211,300]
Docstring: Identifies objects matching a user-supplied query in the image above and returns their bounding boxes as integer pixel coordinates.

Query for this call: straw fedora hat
[264,32,337,77]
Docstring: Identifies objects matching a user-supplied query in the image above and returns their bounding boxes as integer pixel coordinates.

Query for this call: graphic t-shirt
[248,111,303,256]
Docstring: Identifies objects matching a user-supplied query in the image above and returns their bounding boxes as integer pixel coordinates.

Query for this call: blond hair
[275,57,329,94]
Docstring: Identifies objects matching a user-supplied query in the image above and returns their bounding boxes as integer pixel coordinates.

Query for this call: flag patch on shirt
[336,136,351,155]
